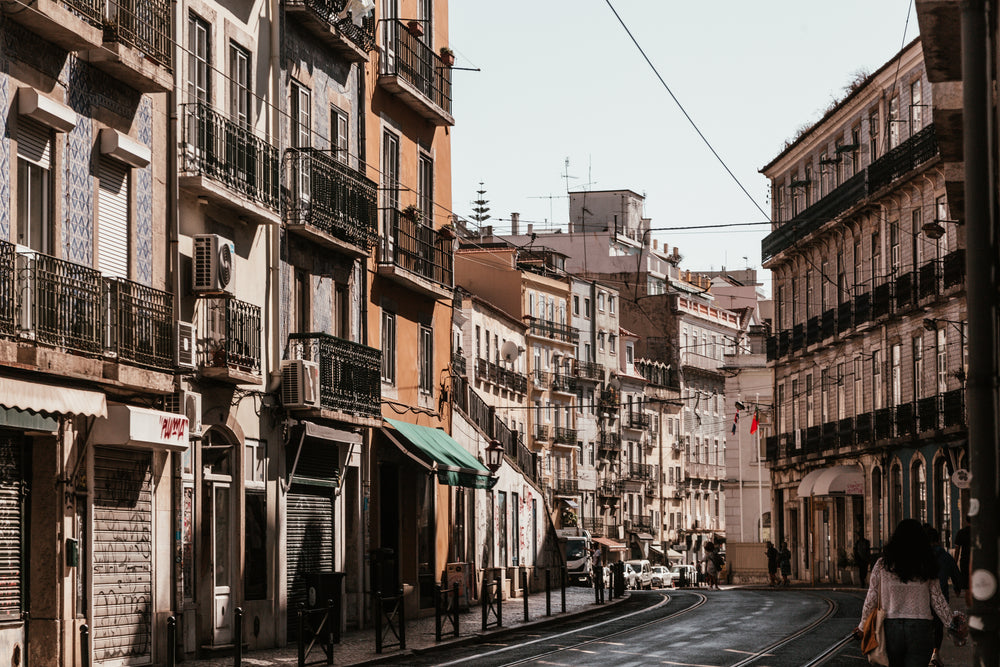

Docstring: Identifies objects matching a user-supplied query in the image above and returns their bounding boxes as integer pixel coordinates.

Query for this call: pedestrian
[924,524,962,667]
[778,541,792,586]
[701,542,720,590]
[853,531,871,586]
[591,545,602,588]
[853,519,957,667]
[765,541,779,586]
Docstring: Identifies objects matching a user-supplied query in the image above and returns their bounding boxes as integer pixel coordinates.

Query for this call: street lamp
[485,438,505,474]
[921,218,960,240]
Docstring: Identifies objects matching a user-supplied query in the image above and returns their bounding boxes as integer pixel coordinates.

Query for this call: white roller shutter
[92,448,152,666]
[97,158,129,279]
[0,434,23,622]
[286,489,334,633]
[17,119,51,168]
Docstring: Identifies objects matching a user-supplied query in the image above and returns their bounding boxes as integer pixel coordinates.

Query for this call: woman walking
[778,541,792,586]
[854,519,955,667]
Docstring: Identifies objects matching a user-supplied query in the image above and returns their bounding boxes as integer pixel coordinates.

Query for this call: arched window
[934,456,953,547]
[911,458,927,522]
[871,466,882,545]
[890,463,903,530]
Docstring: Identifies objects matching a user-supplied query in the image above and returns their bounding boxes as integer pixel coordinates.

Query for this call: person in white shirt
[854,519,954,667]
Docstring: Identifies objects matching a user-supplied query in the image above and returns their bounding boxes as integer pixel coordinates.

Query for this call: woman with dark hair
[854,519,955,666]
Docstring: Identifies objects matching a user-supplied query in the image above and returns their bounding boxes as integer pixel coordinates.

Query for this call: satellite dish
[501,340,520,363]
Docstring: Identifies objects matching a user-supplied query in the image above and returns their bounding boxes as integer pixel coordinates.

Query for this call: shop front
[796,465,864,585]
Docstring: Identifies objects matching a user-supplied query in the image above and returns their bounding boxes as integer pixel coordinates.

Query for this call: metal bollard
[560,567,566,613]
[298,603,306,665]
[523,569,529,622]
[374,594,383,654]
[453,582,460,637]
[166,616,176,667]
[481,577,488,632]
[435,584,443,642]
[545,568,551,617]
[326,599,335,664]
[80,624,90,667]
[496,575,503,627]
[234,607,243,667]
[398,587,406,650]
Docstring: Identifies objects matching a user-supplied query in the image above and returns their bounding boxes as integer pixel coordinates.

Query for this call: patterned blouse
[860,558,953,625]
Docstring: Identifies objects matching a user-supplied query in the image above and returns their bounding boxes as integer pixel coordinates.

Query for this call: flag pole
[737,397,744,541]
[756,393,763,541]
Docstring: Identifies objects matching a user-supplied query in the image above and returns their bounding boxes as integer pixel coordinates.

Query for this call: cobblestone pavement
[178,585,621,666]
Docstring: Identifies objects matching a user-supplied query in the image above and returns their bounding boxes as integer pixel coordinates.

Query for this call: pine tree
[471,182,491,224]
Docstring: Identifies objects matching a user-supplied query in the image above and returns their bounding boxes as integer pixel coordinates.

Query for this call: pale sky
[449,1,921,295]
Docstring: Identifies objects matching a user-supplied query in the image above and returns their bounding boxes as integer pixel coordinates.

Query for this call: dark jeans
[884,618,934,667]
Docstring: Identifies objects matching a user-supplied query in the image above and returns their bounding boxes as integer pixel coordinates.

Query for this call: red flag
[731,410,739,434]
[750,407,759,434]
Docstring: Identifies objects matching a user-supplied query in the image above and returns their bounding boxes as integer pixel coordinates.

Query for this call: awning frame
[382,419,497,490]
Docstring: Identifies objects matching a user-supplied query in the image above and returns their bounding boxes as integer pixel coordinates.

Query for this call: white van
[625,559,653,590]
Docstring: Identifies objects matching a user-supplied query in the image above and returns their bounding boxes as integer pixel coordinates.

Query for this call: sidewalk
[179,586,623,666]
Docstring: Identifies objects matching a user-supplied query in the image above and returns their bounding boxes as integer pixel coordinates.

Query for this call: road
[380,588,868,667]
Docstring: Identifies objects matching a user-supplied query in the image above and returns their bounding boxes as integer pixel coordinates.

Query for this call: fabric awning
[0,376,106,417]
[812,465,864,496]
[561,498,579,508]
[0,405,58,432]
[298,420,363,445]
[636,532,655,541]
[796,468,827,498]
[383,418,496,490]
[593,536,628,551]
[666,548,685,560]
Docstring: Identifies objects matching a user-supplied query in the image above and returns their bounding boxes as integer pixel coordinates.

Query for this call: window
[774,181,784,222]
[854,358,864,415]
[598,292,606,311]
[598,332,605,352]
[584,298,591,317]
[609,295,615,314]
[821,369,829,423]
[608,334,617,354]
[910,80,923,135]
[806,269,814,318]
[244,490,267,600]
[791,379,799,435]
[849,127,861,175]
[805,164,813,206]
[873,350,883,410]
[819,152,829,197]
[891,344,901,406]
[188,13,210,104]
[290,82,311,149]
[888,95,900,149]
[890,464,903,528]
[332,106,349,163]
[912,208,922,266]
[912,459,927,522]
[912,336,923,399]
[869,108,880,162]
[853,239,862,292]
[837,362,846,420]
[776,383,785,433]
[821,260,830,311]
[805,374,814,427]
[889,221,899,272]
[871,230,881,279]
[625,343,633,365]
[936,328,947,392]
[474,326,481,358]
[382,130,400,243]
[381,311,396,383]
[17,121,53,254]
[418,153,433,223]
[573,295,579,315]
[294,269,311,333]
[229,43,251,128]
[934,458,952,547]
[419,325,433,394]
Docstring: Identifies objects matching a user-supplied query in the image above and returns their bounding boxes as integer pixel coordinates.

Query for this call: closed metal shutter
[286,489,333,627]
[93,448,152,665]
[17,119,51,168]
[0,433,23,622]
[97,158,129,279]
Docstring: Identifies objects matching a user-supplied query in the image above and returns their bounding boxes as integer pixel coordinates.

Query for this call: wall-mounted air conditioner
[164,390,202,438]
[176,321,196,370]
[281,360,320,409]
[192,234,235,295]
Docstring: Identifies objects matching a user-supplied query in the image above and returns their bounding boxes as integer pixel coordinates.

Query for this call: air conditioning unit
[164,390,202,438]
[176,321,196,370]
[282,359,320,409]
[192,234,235,294]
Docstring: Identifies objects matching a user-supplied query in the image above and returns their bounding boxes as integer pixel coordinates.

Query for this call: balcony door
[381,131,399,259]
[202,434,235,647]
[382,0,398,72]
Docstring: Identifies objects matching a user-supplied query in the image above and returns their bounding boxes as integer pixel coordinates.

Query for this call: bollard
[234,607,243,667]
[560,567,566,613]
[452,582,460,637]
[326,599,335,664]
[80,624,90,667]
[398,587,406,650]
[298,603,306,665]
[435,584,443,642]
[523,569,529,622]
[545,568,551,617]
[166,616,176,667]
[374,594,383,654]
[481,577,488,632]
[496,575,503,627]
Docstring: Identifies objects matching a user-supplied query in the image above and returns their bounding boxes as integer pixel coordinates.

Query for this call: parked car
[623,562,638,590]
[626,559,653,590]
[670,563,697,587]
[651,565,673,588]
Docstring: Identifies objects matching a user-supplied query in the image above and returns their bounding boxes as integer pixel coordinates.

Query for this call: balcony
[682,351,722,373]
[626,412,650,430]
[791,323,805,351]
[806,315,820,346]
[874,407,894,440]
[854,292,871,326]
[551,373,577,394]
[627,462,654,481]
[778,330,790,357]
[0,242,13,337]
[855,412,872,443]
[821,308,835,339]
[805,425,821,453]
[838,417,854,446]
[872,281,893,319]
[285,0,375,62]
[598,481,623,498]
[525,316,578,344]
[582,517,605,537]
[377,209,454,299]
[943,389,965,428]
[88,0,173,92]
[195,297,262,385]
[554,478,579,496]
[283,149,378,257]
[451,352,466,376]
[576,360,604,382]
[4,0,103,51]
[105,277,174,371]
[378,20,454,126]
[837,300,853,334]
[896,401,916,436]
[896,271,916,310]
[629,515,653,533]
[821,421,836,450]
[180,103,280,221]
[942,250,965,290]
[765,435,778,461]
[918,259,941,301]
[918,395,941,432]
[597,432,621,453]
[762,127,937,264]
[765,335,777,361]
[553,426,577,446]
[286,333,381,424]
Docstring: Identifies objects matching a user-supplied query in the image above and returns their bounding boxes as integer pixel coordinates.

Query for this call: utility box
[445,562,471,610]
[305,572,345,643]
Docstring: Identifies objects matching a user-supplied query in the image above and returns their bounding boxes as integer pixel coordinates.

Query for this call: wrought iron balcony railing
[380,209,454,288]
[286,333,381,418]
[599,481,623,497]
[0,241,14,337]
[629,515,653,532]
[627,462,654,481]
[576,360,604,382]
[553,426,577,446]
[554,478,579,495]
[598,432,621,452]
[285,0,376,53]
[198,297,261,376]
[582,517,605,537]
[918,260,941,300]
[380,19,453,118]
[17,250,103,355]
[182,102,280,211]
[551,373,577,394]
[65,0,103,25]
[101,0,172,68]
[942,249,966,289]
[868,124,938,192]
[451,352,466,375]
[524,316,578,343]
[104,277,174,370]
[283,148,378,251]
[626,412,651,429]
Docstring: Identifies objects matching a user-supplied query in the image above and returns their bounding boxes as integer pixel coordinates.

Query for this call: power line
[603,0,769,220]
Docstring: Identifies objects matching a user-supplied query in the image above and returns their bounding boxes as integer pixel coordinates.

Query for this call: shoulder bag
[862,570,889,666]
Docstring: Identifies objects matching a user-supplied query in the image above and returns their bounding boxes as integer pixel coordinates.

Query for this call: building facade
[761,38,967,584]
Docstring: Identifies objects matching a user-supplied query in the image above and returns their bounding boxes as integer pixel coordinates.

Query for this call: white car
[626,559,653,590]
[623,563,638,589]
[651,565,673,588]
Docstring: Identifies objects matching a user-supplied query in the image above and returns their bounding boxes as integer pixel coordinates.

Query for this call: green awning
[384,418,497,490]
[0,406,58,432]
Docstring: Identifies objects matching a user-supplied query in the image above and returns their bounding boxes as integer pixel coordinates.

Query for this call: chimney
[652,239,658,250]
[527,223,534,235]
[511,212,520,235]
[483,225,493,237]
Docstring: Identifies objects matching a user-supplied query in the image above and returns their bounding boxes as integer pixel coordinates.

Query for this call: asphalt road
[381,588,867,667]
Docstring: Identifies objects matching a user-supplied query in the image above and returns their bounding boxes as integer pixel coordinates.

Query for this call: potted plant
[439,46,455,67]
[406,20,424,37]
[401,204,422,223]
[437,223,456,240]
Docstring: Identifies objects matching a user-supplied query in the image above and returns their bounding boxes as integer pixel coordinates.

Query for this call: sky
[448,1,921,295]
